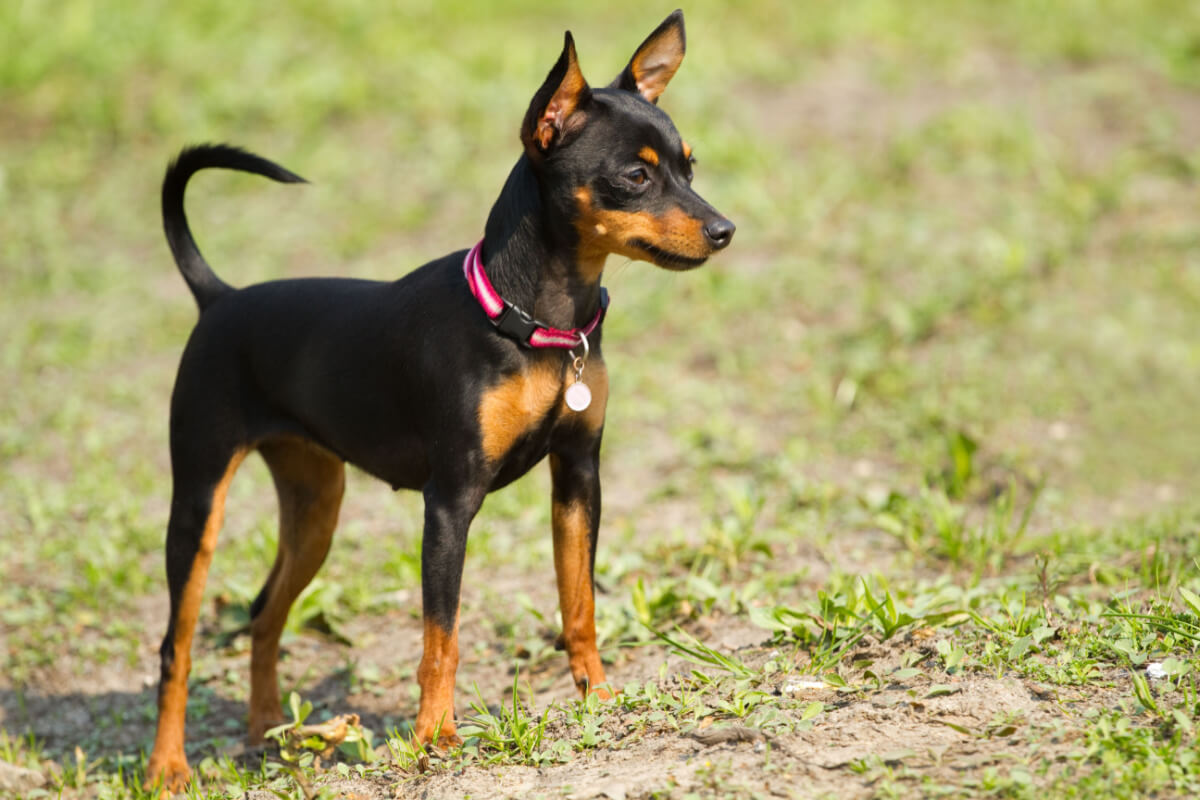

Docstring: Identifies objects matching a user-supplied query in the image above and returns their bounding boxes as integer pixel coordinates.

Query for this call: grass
[3,0,1200,797]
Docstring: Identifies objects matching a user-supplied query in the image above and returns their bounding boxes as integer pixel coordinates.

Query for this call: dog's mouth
[630,239,709,271]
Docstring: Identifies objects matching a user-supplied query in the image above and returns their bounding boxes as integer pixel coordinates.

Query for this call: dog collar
[463,239,609,349]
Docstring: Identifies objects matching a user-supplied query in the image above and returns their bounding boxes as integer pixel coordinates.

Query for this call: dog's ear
[522,32,592,155]
[609,9,685,104]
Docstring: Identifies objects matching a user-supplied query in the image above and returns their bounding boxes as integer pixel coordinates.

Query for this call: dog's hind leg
[246,438,345,742]
[146,445,247,791]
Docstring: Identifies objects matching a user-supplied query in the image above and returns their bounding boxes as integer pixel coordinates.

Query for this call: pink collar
[463,239,608,349]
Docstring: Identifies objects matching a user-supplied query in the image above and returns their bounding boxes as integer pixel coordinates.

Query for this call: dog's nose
[703,218,735,250]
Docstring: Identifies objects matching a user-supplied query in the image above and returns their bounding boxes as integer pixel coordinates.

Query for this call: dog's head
[521,10,735,273]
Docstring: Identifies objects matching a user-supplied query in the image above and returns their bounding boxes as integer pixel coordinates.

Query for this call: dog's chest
[476,358,607,478]
[477,360,566,464]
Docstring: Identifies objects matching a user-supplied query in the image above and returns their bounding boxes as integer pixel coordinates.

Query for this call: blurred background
[1,0,1199,789]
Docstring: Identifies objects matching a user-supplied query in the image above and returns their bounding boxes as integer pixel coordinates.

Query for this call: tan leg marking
[247,438,345,742]
[414,616,462,746]
[478,361,562,463]
[551,489,609,698]
[146,449,246,792]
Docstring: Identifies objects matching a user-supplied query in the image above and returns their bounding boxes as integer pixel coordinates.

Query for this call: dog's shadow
[0,663,410,777]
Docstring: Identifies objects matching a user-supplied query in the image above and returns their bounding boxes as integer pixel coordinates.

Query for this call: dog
[145,9,733,789]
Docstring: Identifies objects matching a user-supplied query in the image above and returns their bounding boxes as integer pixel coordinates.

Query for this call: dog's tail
[162,144,307,312]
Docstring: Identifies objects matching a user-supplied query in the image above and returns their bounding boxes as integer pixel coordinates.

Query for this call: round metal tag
[565,381,592,412]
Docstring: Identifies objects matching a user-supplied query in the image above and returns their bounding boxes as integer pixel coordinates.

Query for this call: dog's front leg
[550,443,610,698]
[413,481,483,746]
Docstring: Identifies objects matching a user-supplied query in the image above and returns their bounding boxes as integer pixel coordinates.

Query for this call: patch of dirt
[750,49,1200,169]
[0,575,1124,799]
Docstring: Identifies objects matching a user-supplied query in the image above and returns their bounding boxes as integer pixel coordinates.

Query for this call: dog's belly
[345,435,432,492]
[277,389,433,491]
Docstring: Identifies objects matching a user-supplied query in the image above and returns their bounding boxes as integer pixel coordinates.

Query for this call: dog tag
[566,332,592,412]
[565,381,592,412]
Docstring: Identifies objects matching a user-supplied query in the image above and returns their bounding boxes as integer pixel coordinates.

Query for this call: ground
[3,1,1200,798]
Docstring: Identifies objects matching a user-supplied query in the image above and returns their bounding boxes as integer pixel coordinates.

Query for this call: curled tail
[162,144,307,311]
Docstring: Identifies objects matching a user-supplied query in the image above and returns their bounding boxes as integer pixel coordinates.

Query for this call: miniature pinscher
[146,10,733,790]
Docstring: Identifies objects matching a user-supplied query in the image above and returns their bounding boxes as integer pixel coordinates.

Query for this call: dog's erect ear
[609,9,686,104]
[522,32,592,154]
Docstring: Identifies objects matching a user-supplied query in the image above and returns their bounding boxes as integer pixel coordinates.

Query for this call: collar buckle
[492,302,539,345]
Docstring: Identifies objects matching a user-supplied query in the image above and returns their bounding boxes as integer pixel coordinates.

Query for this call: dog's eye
[626,167,649,186]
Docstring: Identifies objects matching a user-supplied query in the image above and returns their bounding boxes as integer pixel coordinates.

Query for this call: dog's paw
[574,670,616,700]
[144,753,191,795]
[411,728,463,752]
[431,732,464,750]
[589,684,616,701]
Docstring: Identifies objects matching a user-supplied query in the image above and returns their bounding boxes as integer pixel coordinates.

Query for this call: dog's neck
[481,157,605,333]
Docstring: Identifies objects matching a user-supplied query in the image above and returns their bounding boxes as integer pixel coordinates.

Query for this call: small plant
[1062,709,1200,796]
[651,625,756,679]
[876,484,1039,574]
[383,731,431,774]
[457,672,567,766]
[1104,587,1200,649]
[0,730,43,770]
[265,692,371,768]
[933,426,978,500]
[749,577,963,673]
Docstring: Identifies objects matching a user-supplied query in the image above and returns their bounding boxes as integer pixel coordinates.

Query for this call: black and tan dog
[145,10,733,790]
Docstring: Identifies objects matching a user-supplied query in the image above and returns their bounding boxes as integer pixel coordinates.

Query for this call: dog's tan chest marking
[478,362,564,462]
[478,358,609,463]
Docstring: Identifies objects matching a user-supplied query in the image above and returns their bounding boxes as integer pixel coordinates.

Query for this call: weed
[751,577,963,674]
[264,692,371,768]
[876,484,1038,574]
[456,672,567,766]
[1059,710,1200,797]
[651,626,756,680]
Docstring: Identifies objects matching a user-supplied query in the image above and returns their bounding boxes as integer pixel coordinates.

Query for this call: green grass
[3,0,1200,797]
